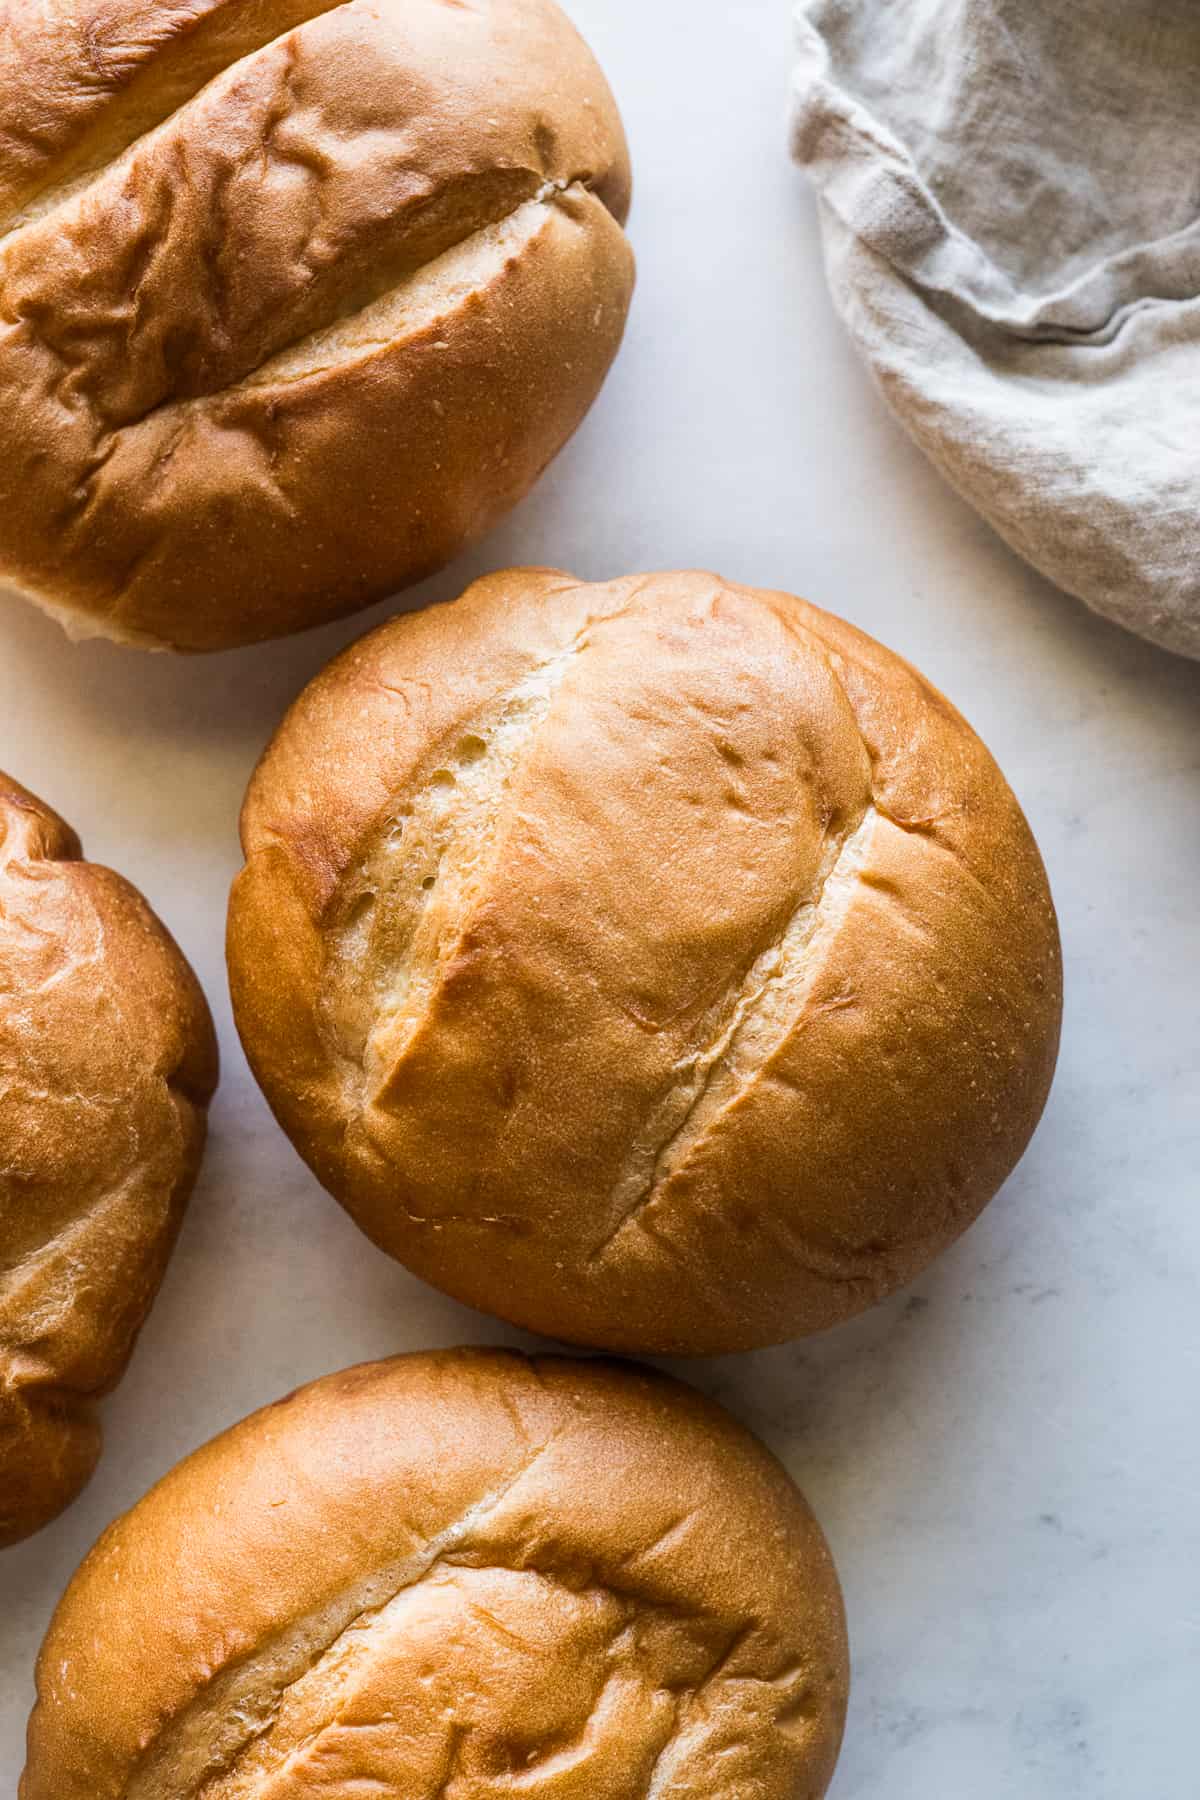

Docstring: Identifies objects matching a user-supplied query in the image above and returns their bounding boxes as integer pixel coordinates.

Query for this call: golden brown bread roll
[0,0,633,651]
[21,1348,849,1800]
[0,774,217,1548]
[228,568,1063,1355]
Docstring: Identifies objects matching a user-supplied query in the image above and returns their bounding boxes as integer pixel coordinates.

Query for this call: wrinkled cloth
[791,0,1200,659]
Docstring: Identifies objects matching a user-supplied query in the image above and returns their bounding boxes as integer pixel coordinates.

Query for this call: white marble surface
[2,1,1198,1792]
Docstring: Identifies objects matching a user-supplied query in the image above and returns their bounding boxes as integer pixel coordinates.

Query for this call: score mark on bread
[228,568,1063,1356]
[0,0,634,649]
[20,1352,851,1799]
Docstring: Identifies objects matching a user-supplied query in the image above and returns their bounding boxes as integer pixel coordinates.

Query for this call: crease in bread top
[18,188,624,644]
[228,570,1062,1354]
[185,1564,806,1800]
[7,180,602,485]
[20,1353,849,1800]
[329,582,880,1184]
[0,0,635,649]
[593,798,882,1264]
[1,168,597,435]
[123,1444,569,1799]
[327,606,607,1099]
[0,0,353,231]
[588,605,1026,1278]
[0,0,629,240]
[196,182,598,404]
[0,0,628,422]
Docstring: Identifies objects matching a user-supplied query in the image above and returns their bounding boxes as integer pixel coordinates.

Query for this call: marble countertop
[2,2,1198,1792]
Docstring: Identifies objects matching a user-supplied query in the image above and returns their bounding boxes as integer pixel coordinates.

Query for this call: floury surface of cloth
[791,0,1200,660]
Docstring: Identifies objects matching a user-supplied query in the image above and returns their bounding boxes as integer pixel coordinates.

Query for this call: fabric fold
[792,0,1200,658]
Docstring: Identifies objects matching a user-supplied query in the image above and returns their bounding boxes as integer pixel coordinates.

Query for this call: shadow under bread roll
[20,1349,850,1799]
[229,568,1063,1355]
[0,0,633,651]
[0,775,217,1548]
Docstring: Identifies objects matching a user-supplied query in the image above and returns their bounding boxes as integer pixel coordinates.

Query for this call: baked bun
[0,0,633,651]
[21,1349,849,1799]
[228,568,1062,1354]
[0,775,217,1547]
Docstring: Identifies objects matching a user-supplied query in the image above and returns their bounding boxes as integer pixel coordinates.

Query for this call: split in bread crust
[228,568,1063,1355]
[21,1350,850,1799]
[0,774,217,1547]
[0,0,634,649]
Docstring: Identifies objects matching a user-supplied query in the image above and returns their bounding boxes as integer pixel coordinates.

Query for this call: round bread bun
[20,1349,849,1800]
[228,568,1063,1355]
[0,0,633,652]
[0,775,217,1548]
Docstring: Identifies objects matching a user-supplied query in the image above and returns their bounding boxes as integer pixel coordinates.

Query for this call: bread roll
[0,0,633,651]
[21,1349,849,1800]
[0,775,217,1547]
[228,568,1062,1355]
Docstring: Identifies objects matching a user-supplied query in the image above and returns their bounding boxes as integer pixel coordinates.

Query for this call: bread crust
[20,1349,850,1800]
[0,774,218,1546]
[228,568,1063,1355]
[0,0,633,650]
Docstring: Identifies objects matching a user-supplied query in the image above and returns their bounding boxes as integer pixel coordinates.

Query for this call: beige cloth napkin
[791,0,1200,659]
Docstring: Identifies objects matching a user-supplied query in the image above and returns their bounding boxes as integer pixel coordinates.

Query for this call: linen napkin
[792,0,1200,659]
